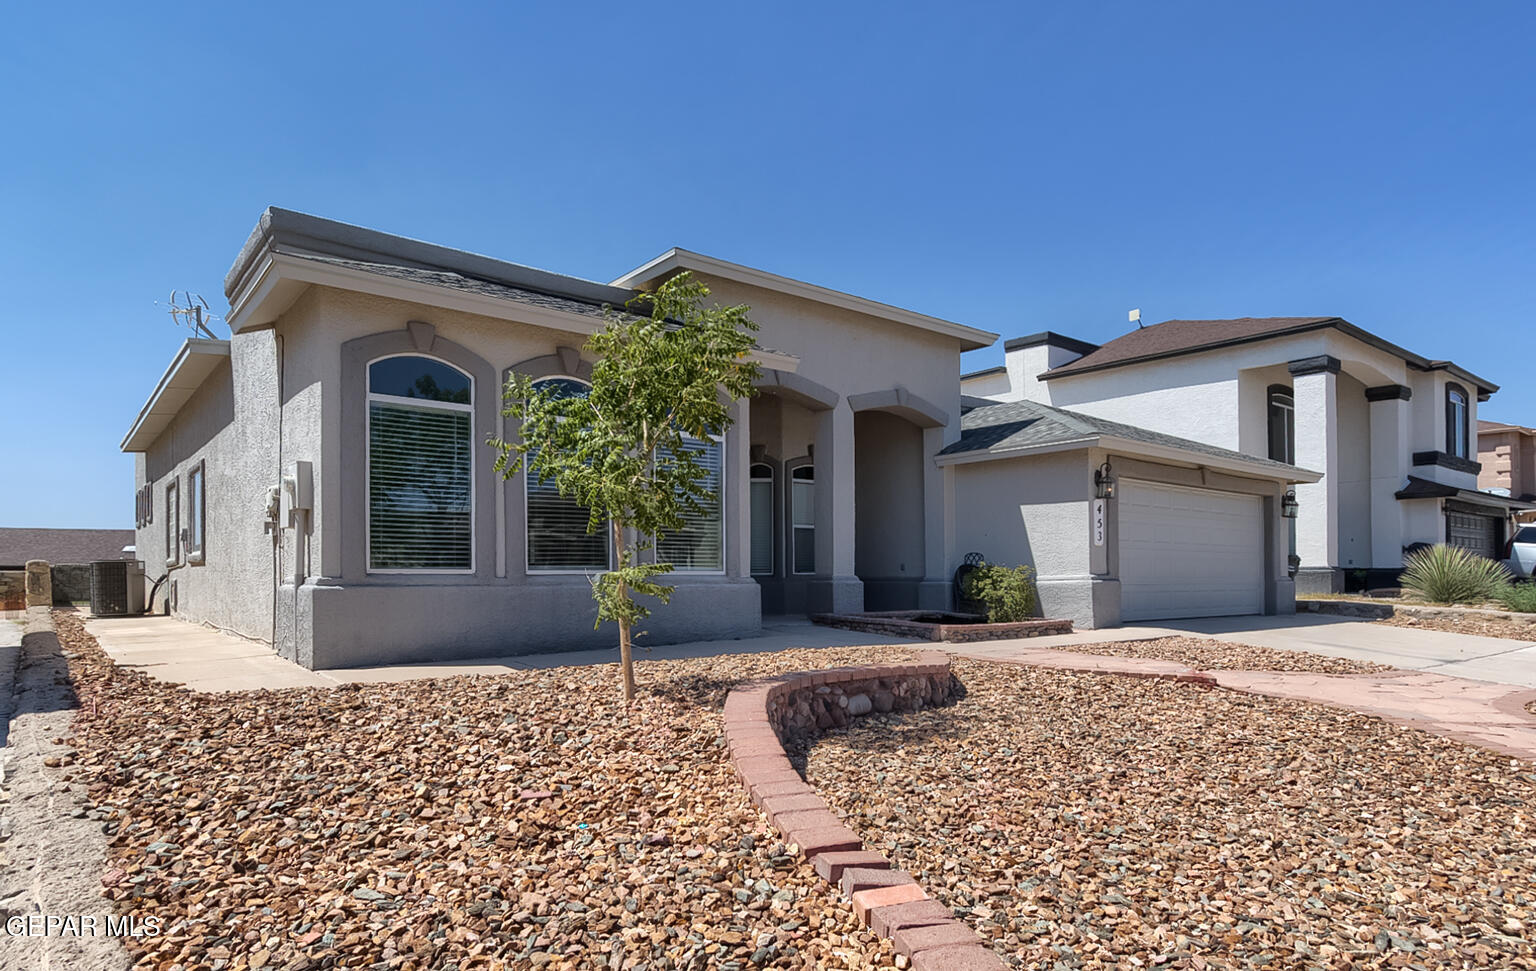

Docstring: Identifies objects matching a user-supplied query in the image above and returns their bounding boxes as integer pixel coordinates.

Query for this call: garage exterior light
[1281,489,1300,518]
[1094,462,1116,500]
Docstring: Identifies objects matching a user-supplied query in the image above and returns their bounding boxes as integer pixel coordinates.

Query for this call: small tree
[492,273,760,700]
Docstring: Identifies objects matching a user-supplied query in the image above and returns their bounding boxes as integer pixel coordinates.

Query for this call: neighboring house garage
[940,399,1319,629]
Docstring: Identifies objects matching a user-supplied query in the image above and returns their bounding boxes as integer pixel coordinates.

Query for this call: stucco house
[1478,419,1536,522]
[964,320,1536,592]
[943,397,1318,626]
[121,208,996,668]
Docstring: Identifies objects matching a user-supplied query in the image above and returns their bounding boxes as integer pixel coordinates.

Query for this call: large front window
[1446,383,1469,458]
[525,377,609,572]
[656,437,724,572]
[367,355,473,572]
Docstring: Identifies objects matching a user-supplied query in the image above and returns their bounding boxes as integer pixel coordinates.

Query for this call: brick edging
[722,652,1006,970]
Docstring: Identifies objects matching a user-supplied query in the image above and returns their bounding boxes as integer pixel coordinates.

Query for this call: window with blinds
[791,464,815,575]
[526,378,609,572]
[657,437,724,572]
[367,356,474,572]
[749,463,774,576]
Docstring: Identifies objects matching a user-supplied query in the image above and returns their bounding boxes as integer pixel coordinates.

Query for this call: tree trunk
[614,519,636,702]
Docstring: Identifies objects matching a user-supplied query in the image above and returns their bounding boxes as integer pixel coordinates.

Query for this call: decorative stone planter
[812,609,1072,642]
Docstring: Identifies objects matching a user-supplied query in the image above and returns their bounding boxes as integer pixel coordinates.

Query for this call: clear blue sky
[3,1,1532,528]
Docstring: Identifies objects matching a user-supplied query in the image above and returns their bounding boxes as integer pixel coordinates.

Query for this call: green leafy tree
[492,272,760,700]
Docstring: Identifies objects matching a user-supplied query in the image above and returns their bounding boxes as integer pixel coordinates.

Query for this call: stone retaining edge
[722,652,1006,971]
[1299,598,1536,625]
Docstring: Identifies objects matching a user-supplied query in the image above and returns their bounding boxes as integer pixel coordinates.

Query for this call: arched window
[367,355,474,572]
[1267,385,1295,464]
[749,462,775,576]
[525,377,609,572]
[790,463,815,575]
[1445,383,1469,459]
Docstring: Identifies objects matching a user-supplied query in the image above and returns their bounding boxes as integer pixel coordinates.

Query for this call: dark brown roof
[1046,317,1340,377]
[1042,316,1498,395]
[0,528,136,568]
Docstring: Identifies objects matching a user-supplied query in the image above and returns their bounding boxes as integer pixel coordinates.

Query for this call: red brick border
[724,652,1006,970]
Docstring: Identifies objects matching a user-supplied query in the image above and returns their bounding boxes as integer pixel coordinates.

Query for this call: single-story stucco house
[122,209,1320,667]
[123,209,1001,668]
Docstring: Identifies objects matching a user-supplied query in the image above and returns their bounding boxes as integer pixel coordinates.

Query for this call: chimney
[1001,332,1098,403]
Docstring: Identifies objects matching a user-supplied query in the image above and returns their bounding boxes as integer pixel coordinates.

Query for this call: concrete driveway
[1156,613,1536,687]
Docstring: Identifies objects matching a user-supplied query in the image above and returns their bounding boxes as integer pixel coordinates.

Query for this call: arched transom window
[367,355,473,572]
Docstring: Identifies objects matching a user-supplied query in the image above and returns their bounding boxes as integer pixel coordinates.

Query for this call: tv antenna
[163,291,223,340]
[1129,308,1143,329]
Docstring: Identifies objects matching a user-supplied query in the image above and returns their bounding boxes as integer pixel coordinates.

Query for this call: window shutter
[368,401,472,570]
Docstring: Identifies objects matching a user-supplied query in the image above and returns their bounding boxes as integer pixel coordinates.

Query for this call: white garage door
[1119,479,1264,621]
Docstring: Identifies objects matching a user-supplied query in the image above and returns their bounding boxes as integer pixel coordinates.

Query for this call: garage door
[1119,480,1265,621]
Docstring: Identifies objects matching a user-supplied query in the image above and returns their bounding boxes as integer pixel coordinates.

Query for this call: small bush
[963,563,1038,622]
[1497,582,1536,613]
[1399,544,1511,605]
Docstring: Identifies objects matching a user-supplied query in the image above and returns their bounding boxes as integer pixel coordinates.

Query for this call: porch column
[1290,356,1340,592]
[813,400,862,612]
[728,399,752,579]
[1367,385,1412,569]
[917,424,951,609]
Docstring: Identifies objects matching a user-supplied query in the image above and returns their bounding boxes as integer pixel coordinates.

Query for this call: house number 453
[1092,499,1106,547]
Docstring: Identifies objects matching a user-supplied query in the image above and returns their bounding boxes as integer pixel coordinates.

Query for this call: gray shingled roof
[940,398,1315,477]
[299,253,617,321]
[0,528,135,568]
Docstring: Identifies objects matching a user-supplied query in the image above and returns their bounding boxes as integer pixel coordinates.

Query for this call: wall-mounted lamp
[1094,461,1116,500]
[1281,489,1300,519]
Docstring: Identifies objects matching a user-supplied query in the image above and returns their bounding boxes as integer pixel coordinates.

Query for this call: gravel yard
[804,657,1536,969]
[55,612,919,971]
[1381,613,1536,643]
[1043,635,1394,674]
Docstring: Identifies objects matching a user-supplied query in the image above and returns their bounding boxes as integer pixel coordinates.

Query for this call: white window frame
[789,461,816,576]
[164,478,180,568]
[365,353,476,575]
[523,375,613,575]
[1446,384,1469,459]
[1267,386,1295,465]
[186,460,206,565]
[659,432,727,575]
[749,462,775,577]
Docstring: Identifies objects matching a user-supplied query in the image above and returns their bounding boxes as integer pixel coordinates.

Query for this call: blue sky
[2,1,1532,528]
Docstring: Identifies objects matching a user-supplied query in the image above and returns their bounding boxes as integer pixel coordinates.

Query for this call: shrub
[1399,544,1512,605]
[963,563,1038,622]
[1497,582,1536,613]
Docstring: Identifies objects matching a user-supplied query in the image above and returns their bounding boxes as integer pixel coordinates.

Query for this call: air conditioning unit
[90,560,145,617]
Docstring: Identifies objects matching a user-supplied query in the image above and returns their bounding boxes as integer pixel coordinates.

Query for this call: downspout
[272,332,284,648]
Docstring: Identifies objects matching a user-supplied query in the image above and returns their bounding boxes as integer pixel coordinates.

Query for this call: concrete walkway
[85,614,918,692]
[956,646,1536,761]
[940,613,1536,687]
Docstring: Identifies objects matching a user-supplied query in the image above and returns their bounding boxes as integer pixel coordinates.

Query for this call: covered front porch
[742,370,954,616]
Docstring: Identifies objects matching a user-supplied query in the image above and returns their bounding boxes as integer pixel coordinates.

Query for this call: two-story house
[964,319,1535,593]
[1478,419,1536,523]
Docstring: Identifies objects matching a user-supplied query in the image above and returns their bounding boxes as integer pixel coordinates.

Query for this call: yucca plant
[1399,544,1511,605]
[1497,582,1536,613]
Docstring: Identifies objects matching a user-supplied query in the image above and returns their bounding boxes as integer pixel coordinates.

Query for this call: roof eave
[120,339,232,452]
[612,248,999,351]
